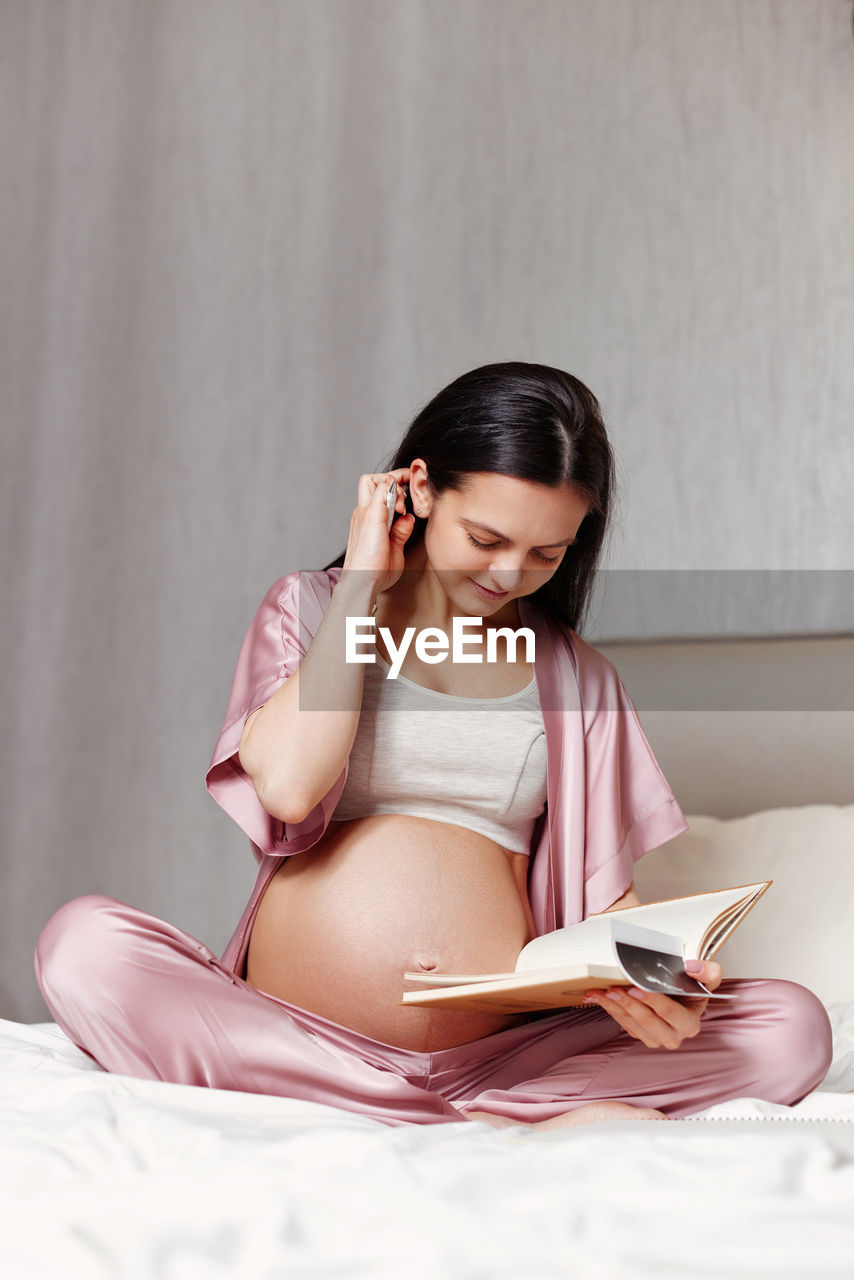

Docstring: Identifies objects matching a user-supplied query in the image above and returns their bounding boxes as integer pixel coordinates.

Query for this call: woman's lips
[469,578,508,600]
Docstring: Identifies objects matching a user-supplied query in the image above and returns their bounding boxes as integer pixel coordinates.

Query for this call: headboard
[596,633,854,819]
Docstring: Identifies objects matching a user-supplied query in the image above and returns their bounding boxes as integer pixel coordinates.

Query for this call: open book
[401,882,771,1015]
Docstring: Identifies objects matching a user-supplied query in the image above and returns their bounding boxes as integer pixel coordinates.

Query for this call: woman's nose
[488,563,526,592]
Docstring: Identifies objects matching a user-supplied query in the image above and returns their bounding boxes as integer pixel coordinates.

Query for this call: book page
[701,883,770,956]
[515,884,769,973]
[514,914,615,971]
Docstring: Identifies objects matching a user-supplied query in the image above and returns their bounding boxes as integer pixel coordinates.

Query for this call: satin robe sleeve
[205,570,350,860]
[575,632,689,917]
[525,614,690,932]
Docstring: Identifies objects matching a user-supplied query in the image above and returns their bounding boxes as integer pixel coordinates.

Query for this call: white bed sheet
[2,1008,854,1279]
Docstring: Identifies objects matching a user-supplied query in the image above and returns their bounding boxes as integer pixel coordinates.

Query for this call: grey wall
[3,0,853,1022]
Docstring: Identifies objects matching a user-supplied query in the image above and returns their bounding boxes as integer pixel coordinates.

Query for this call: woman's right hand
[342,469,415,597]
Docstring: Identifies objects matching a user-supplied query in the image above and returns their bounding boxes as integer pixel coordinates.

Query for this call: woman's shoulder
[527,600,617,675]
[537,607,625,703]
[258,568,343,625]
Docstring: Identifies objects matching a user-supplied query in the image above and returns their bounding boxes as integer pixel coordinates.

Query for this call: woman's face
[410,466,591,621]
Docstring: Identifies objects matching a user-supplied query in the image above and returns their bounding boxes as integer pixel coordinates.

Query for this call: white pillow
[633,804,854,1008]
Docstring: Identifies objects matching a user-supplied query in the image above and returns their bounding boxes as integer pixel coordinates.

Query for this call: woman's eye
[465,533,561,564]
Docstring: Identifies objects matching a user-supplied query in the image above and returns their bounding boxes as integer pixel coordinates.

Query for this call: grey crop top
[331,654,548,854]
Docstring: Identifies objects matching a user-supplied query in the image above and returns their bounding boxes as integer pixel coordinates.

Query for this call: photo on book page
[610,920,735,1000]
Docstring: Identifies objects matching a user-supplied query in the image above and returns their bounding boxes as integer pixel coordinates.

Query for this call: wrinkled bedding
[2,1008,854,1278]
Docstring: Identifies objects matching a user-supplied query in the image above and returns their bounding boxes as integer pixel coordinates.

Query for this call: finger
[372,469,411,490]
[625,989,703,1039]
[385,478,412,521]
[380,469,411,512]
[603,990,694,1050]
[389,512,415,541]
[641,992,710,1021]
[686,958,723,992]
[393,481,409,512]
[368,475,396,516]
[588,990,667,1047]
[357,472,407,508]
[380,474,411,515]
[594,993,672,1049]
[356,474,391,506]
[642,989,709,1038]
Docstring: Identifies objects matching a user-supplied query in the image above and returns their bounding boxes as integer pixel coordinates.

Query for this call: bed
[4,803,854,1278]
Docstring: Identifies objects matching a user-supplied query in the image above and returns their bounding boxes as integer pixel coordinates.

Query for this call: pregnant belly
[244,814,538,1051]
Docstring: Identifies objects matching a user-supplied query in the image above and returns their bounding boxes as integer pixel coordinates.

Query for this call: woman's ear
[406,458,431,515]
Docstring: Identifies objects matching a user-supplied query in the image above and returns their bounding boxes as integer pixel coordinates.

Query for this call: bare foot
[464,1102,667,1130]
[533,1101,668,1130]
[464,1110,534,1130]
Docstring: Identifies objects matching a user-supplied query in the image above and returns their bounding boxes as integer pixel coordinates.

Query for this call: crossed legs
[34,896,834,1129]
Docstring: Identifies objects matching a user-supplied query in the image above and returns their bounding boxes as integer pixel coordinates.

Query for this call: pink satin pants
[34,895,833,1128]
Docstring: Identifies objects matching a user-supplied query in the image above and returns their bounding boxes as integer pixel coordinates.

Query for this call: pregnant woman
[34,361,832,1129]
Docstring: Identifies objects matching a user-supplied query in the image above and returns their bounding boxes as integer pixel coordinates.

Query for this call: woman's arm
[240,469,412,826]
[513,872,640,937]
[510,853,538,941]
[238,573,377,824]
[599,881,642,913]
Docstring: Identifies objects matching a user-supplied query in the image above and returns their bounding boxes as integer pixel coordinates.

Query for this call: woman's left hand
[582,960,723,1050]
